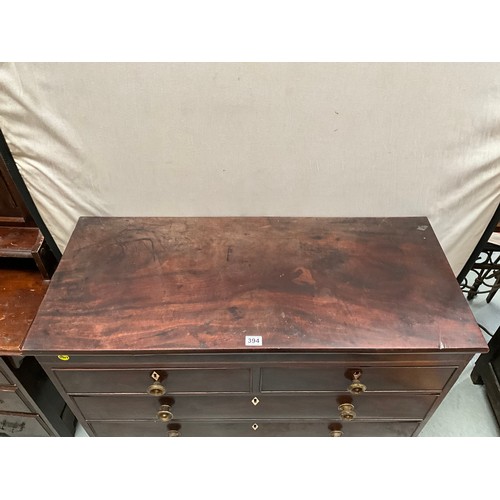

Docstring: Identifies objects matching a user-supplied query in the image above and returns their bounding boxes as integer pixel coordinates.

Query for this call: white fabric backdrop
[0,62,499,274]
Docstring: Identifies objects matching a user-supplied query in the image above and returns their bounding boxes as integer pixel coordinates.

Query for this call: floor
[75,270,500,438]
[419,276,500,437]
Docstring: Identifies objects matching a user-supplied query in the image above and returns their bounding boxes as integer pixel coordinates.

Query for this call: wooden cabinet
[23,217,488,436]
[0,137,75,436]
[0,150,57,279]
[0,357,74,436]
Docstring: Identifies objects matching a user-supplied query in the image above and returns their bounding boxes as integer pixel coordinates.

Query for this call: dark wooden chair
[462,224,500,303]
[459,205,500,303]
[460,203,500,429]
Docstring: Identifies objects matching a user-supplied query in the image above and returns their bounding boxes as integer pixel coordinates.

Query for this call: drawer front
[0,388,31,413]
[261,366,456,392]
[0,372,11,385]
[0,412,51,437]
[73,394,437,421]
[54,368,251,394]
[89,419,420,437]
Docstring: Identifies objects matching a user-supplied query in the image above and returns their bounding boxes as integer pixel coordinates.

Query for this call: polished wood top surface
[23,217,487,354]
[0,260,48,354]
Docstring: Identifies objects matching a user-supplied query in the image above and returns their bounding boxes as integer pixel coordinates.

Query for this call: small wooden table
[23,217,488,436]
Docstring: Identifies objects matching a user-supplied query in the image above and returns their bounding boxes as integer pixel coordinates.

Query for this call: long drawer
[88,419,421,437]
[0,387,31,413]
[261,366,456,392]
[73,393,437,421]
[53,365,456,394]
[54,367,251,394]
[0,412,51,437]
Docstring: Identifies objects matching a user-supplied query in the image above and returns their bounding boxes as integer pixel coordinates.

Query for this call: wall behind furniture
[0,62,499,273]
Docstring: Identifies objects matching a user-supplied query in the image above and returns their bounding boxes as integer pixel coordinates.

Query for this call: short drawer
[260,366,455,392]
[0,412,51,437]
[54,367,251,394]
[73,393,437,421]
[89,419,420,437]
[0,387,31,413]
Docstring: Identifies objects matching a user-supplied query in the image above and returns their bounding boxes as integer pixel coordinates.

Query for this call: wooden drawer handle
[147,371,166,396]
[348,370,367,394]
[338,403,356,421]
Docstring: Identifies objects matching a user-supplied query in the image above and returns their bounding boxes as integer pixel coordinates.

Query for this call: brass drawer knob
[148,371,166,396]
[167,429,181,437]
[148,382,166,396]
[330,429,343,437]
[338,402,356,421]
[348,370,366,395]
[157,404,174,422]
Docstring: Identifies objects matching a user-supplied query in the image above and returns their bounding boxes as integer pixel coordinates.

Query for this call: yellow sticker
[57,355,70,361]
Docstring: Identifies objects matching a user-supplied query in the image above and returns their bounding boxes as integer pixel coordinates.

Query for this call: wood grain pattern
[23,217,487,354]
[0,259,48,354]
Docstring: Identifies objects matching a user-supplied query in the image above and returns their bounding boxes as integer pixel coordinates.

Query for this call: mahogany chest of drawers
[23,217,488,437]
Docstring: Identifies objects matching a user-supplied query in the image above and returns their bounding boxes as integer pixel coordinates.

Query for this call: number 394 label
[245,336,263,346]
